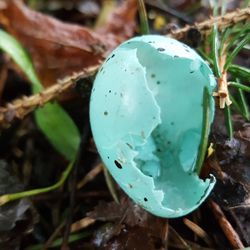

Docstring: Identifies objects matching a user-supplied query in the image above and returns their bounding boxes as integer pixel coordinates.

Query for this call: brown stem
[209,200,244,249]
[170,7,250,40]
[0,65,99,128]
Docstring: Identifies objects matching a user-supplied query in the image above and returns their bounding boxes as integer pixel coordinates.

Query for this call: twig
[208,200,244,249]
[44,220,66,250]
[77,163,103,190]
[160,220,169,250]
[0,65,99,128]
[183,218,213,247]
[70,217,96,233]
[168,226,191,249]
[0,7,249,128]
[170,7,250,40]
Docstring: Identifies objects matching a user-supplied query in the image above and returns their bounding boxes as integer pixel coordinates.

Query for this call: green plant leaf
[224,34,250,70]
[224,105,233,140]
[230,81,250,93]
[137,0,150,35]
[225,23,250,52]
[0,29,80,160]
[211,24,222,77]
[229,64,250,81]
[35,103,80,161]
[0,29,42,92]
[195,87,210,174]
[237,88,249,120]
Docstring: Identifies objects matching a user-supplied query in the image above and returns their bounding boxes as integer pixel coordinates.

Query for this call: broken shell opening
[90,35,216,217]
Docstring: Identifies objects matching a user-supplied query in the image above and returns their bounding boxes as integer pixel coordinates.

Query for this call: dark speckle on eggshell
[157,48,165,52]
[114,160,122,169]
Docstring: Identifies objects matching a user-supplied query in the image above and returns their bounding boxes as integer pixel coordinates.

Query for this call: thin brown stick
[70,217,95,233]
[183,218,213,247]
[77,163,103,190]
[170,7,250,40]
[0,65,99,128]
[160,220,169,250]
[209,200,244,249]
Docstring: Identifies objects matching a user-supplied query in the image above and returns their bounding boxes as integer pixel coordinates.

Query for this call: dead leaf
[96,0,137,47]
[0,0,137,89]
[210,112,250,208]
[0,0,105,88]
[0,160,38,249]
[88,196,167,249]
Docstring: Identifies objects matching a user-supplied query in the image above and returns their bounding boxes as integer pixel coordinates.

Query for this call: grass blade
[224,105,233,140]
[237,88,249,120]
[0,161,74,206]
[0,29,42,91]
[229,93,249,120]
[230,81,250,93]
[195,87,210,175]
[35,103,80,161]
[137,0,150,35]
[211,24,222,77]
[103,165,119,203]
[225,23,250,52]
[219,28,232,55]
[229,64,250,81]
[224,34,250,70]
[0,29,80,161]
[26,231,91,250]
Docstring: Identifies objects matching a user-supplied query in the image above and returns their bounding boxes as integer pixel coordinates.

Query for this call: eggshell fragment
[90,35,216,218]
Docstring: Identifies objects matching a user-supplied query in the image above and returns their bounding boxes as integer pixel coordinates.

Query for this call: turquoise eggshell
[90,35,216,218]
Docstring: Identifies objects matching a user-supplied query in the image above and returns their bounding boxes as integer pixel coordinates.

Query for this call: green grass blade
[229,64,250,81]
[137,0,150,35]
[237,88,249,120]
[195,87,210,175]
[0,161,74,206]
[229,93,249,120]
[35,103,80,161]
[224,105,233,139]
[0,29,42,91]
[224,34,250,70]
[103,165,120,203]
[211,24,222,77]
[219,28,232,55]
[230,81,250,93]
[0,29,80,161]
[225,23,250,52]
[26,231,91,250]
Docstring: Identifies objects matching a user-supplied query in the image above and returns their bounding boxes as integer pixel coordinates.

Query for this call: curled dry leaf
[0,0,137,87]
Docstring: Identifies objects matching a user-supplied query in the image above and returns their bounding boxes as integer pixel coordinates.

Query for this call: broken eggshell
[90,35,216,218]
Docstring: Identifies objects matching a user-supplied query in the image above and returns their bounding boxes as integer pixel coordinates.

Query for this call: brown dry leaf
[0,0,137,88]
[210,111,250,208]
[96,0,137,47]
[88,197,167,249]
